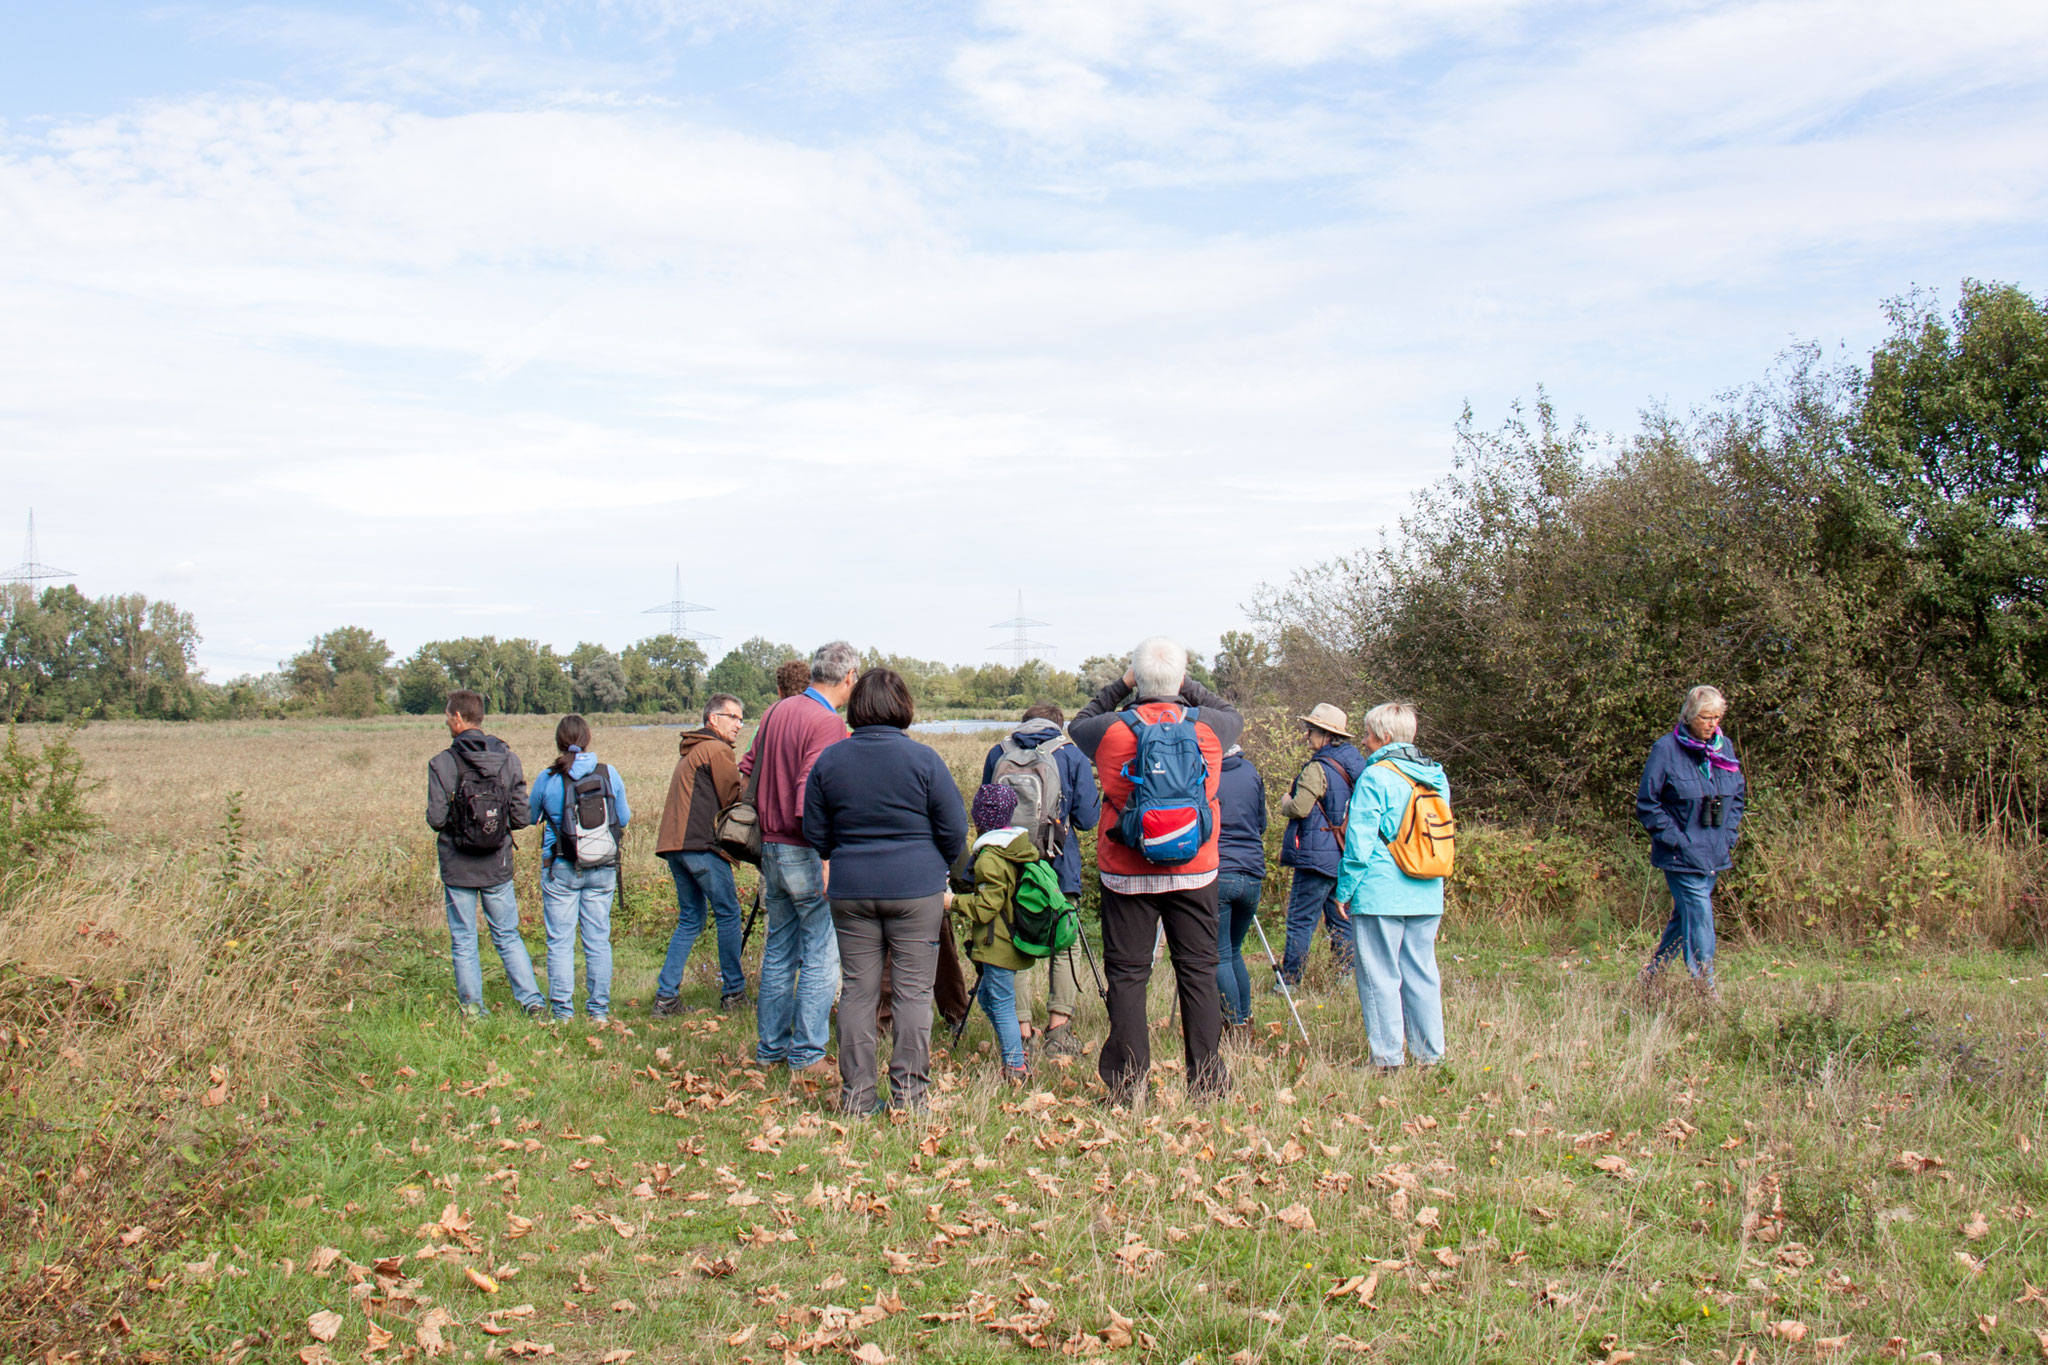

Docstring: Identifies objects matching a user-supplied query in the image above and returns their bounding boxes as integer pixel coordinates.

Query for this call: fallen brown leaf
[464,1267,499,1294]
[307,1310,343,1342]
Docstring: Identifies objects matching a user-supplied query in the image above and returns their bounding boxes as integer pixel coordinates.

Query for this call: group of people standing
[425,632,1742,1114]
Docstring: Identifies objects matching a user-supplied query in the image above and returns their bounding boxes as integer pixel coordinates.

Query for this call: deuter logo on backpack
[991,732,1068,859]
[555,764,619,869]
[1112,707,1213,865]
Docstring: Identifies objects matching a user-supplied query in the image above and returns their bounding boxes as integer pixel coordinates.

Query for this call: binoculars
[1699,794,1727,828]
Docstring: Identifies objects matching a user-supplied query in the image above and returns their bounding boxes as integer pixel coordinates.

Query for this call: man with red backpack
[1069,637,1242,1105]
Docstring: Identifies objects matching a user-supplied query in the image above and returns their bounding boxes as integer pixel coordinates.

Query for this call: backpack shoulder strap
[1371,760,1421,844]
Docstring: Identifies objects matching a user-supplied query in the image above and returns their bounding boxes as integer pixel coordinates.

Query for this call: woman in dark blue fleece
[802,668,968,1115]
[1636,684,1746,991]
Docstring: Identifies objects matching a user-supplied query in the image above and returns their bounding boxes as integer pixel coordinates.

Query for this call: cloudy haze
[3,1,2045,678]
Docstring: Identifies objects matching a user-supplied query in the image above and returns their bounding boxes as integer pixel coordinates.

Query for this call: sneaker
[459,1002,489,1021]
[719,991,748,1013]
[789,1059,838,1096]
[651,995,684,1018]
[524,1003,545,1019]
[1040,1020,1084,1057]
[1001,1065,1032,1088]
[1268,977,1297,996]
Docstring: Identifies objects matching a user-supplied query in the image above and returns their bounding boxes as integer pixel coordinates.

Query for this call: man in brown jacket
[651,693,749,1015]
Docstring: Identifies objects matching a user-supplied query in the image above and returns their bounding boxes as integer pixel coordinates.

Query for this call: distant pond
[909,718,1015,734]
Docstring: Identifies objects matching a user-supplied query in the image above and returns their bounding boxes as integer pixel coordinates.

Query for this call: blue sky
[3,1,2045,679]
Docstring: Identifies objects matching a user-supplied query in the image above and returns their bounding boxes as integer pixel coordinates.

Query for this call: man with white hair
[1069,636,1242,1104]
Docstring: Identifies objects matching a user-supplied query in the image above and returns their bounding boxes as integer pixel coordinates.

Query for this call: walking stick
[1251,915,1313,1047]
[950,962,987,1048]
[740,886,763,952]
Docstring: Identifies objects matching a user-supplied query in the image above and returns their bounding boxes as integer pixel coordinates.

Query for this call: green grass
[88,918,2048,1365]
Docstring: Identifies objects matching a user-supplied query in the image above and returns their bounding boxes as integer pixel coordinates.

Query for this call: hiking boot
[789,1059,838,1096]
[524,1003,546,1020]
[459,1002,488,1021]
[1040,1020,1084,1057]
[1002,1066,1032,1088]
[651,994,685,1018]
[719,991,749,1013]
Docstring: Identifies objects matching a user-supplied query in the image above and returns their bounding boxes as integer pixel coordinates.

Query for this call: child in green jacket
[951,783,1040,1082]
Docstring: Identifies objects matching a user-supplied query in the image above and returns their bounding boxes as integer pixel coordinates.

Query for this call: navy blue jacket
[981,721,1101,895]
[1279,741,1364,878]
[1636,731,1746,873]
[803,726,969,900]
[1216,749,1268,879]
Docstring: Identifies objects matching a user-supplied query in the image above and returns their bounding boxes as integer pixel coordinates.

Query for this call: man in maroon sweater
[741,641,856,1090]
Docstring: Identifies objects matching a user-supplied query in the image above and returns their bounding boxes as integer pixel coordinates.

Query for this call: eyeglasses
[713,711,743,723]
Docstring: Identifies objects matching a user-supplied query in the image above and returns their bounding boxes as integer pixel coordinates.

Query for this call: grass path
[123,920,2048,1365]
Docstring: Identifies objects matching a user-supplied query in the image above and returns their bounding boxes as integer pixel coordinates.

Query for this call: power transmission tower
[643,564,719,644]
[989,590,1054,667]
[1,510,76,593]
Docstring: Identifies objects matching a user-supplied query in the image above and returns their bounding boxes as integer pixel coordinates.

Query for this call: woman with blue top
[530,714,631,1022]
[1213,744,1268,1035]
[1332,702,1450,1071]
[801,668,968,1115]
[1636,685,1745,992]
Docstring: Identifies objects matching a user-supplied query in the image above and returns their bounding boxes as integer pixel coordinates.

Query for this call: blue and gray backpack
[1112,706,1213,864]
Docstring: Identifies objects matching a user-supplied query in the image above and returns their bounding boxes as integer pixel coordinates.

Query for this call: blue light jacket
[1333,744,1450,916]
[530,752,632,862]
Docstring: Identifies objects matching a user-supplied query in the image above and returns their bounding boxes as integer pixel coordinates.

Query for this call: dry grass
[3,717,2045,1364]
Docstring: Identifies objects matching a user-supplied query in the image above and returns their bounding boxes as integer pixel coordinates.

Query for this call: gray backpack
[991,733,1068,860]
[553,764,620,870]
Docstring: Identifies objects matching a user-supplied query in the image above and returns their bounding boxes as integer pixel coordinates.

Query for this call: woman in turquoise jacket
[1332,702,1448,1071]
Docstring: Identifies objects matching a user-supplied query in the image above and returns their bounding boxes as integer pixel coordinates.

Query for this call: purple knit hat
[972,782,1019,832]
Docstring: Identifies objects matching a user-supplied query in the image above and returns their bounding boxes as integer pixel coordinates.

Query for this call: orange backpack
[1376,761,1455,879]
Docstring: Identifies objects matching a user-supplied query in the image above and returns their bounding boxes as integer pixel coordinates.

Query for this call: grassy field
[4,717,2046,1364]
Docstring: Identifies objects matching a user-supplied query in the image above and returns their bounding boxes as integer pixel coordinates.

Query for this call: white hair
[810,640,860,685]
[1678,685,1727,726]
[1360,701,1417,746]
[1130,636,1188,698]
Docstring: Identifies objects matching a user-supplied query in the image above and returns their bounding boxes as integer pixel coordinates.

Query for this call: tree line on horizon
[0,592,1202,723]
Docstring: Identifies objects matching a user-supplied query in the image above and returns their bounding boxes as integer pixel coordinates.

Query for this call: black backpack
[445,742,514,854]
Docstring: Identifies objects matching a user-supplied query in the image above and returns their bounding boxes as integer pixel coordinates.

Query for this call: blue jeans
[976,965,1026,1070]
[657,851,746,999]
[1649,871,1717,978]
[541,862,615,1019]
[444,880,543,1014]
[1214,872,1262,1025]
[1280,867,1350,982]
[756,843,839,1069]
[1350,913,1444,1067]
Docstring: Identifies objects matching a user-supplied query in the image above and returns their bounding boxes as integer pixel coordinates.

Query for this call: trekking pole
[1250,916,1313,1048]
[740,887,763,952]
[1071,908,1109,1006]
[950,962,986,1049]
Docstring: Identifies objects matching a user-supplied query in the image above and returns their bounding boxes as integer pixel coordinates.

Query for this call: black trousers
[1098,882,1229,1102]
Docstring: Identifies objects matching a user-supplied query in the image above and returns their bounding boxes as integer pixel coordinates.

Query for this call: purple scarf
[1672,725,1740,774]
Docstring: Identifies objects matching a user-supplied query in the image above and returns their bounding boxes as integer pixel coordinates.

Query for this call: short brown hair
[1021,701,1064,725]
[847,667,914,730]
[775,659,810,699]
[446,690,485,725]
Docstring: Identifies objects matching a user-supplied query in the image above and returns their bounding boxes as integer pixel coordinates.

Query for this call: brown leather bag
[714,760,762,866]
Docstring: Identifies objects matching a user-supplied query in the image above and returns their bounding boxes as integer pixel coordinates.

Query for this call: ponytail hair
[551,714,592,778]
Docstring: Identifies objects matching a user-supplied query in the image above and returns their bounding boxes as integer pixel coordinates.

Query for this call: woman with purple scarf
[1635,685,1746,989]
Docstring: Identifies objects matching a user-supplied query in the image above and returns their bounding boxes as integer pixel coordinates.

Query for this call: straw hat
[1297,703,1351,739]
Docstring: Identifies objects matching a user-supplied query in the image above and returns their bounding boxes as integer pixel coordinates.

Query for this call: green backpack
[1010,859,1078,958]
